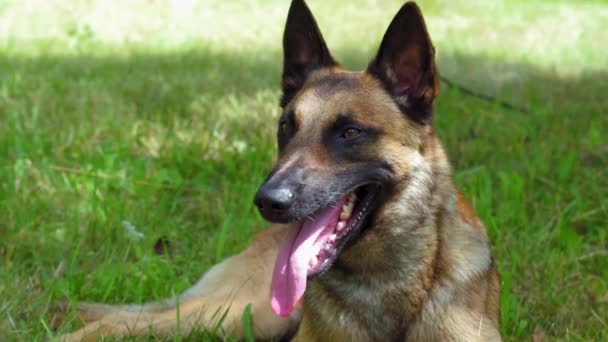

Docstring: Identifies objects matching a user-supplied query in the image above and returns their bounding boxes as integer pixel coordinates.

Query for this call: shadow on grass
[0,50,282,119]
[2,49,604,178]
[1,48,605,127]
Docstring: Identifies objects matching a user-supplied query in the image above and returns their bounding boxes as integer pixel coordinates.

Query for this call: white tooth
[346,201,354,210]
[308,256,318,268]
[340,210,350,220]
[336,221,346,231]
[329,234,337,242]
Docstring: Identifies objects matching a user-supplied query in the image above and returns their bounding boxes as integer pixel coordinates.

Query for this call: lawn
[0,0,606,340]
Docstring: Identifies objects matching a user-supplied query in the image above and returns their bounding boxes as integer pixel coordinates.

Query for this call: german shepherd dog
[57,1,501,340]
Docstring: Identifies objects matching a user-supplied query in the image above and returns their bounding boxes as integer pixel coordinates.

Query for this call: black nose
[254,185,295,223]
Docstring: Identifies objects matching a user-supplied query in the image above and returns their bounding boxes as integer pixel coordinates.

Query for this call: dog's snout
[254,185,295,222]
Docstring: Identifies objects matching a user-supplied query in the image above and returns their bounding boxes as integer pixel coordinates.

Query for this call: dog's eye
[341,127,361,139]
[279,121,289,133]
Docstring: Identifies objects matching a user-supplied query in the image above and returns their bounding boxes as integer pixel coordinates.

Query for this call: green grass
[0,0,606,340]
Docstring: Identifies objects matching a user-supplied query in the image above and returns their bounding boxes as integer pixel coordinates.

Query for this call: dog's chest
[301,274,406,341]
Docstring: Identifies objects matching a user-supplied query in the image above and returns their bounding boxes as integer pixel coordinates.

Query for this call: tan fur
[56,2,500,340]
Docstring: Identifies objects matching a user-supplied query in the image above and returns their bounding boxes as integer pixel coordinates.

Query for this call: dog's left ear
[281,0,337,108]
[367,2,439,124]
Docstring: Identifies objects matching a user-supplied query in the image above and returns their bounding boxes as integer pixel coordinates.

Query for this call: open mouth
[306,186,378,277]
[270,185,380,317]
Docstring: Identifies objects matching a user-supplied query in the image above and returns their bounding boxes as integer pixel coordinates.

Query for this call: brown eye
[342,127,361,139]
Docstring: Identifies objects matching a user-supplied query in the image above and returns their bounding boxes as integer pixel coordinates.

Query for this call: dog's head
[254,0,440,316]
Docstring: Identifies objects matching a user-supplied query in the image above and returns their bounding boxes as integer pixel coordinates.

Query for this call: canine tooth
[341,202,354,216]
[336,221,346,231]
[340,210,350,220]
[329,234,337,242]
[345,199,355,209]
[342,206,352,216]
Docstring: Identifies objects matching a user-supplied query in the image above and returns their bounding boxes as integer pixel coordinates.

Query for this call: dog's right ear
[280,0,337,108]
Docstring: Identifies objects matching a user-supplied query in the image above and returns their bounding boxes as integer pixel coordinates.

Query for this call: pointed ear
[280,0,337,107]
[367,2,439,124]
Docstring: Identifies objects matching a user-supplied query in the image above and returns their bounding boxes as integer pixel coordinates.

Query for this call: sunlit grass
[0,0,606,340]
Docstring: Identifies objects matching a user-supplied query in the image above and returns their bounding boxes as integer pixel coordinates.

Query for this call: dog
[57,1,501,340]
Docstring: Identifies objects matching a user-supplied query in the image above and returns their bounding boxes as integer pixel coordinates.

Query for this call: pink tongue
[270,198,345,317]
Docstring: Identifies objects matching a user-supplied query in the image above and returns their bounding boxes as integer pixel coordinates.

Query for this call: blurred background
[0,0,606,340]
